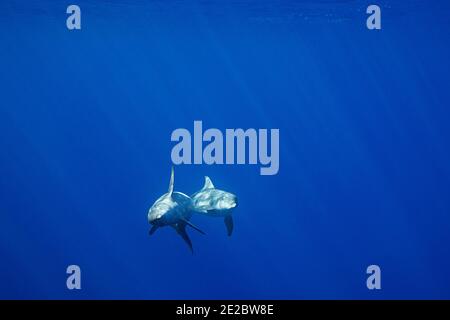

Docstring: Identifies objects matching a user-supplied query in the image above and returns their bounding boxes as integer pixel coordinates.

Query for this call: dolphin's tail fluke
[224,215,233,236]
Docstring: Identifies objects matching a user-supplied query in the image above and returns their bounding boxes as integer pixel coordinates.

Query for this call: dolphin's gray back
[172,191,191,205]
[172,191,195,219]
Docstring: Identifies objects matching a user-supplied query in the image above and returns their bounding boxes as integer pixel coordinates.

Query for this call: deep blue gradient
[1,1,450,299]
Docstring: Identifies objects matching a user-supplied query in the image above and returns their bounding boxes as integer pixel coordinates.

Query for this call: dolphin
[191,177,237,236]
[147,167,205,253]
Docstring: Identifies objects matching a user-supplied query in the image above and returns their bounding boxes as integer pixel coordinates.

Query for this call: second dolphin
[191,176,238,236]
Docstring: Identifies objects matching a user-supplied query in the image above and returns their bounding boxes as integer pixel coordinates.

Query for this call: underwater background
[0,0,450,299]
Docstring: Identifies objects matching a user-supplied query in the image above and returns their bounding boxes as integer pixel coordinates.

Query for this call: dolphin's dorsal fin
[168,167,174,196]
[202,176,215,190]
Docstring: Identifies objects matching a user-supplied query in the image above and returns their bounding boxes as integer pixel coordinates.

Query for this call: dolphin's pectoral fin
[149,225,159,235]
[175,223,193,254]
[224,215,234,236]
[181,218,206,235]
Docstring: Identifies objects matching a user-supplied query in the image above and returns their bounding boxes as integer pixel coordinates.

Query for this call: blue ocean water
[0,0,450,299]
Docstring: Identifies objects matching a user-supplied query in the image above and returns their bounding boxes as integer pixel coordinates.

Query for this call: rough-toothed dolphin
[147,167,205,253]
[191,177,237,236]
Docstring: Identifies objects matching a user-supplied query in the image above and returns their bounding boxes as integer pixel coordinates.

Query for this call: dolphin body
[147,168,205,253]
[191,177,237,236]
